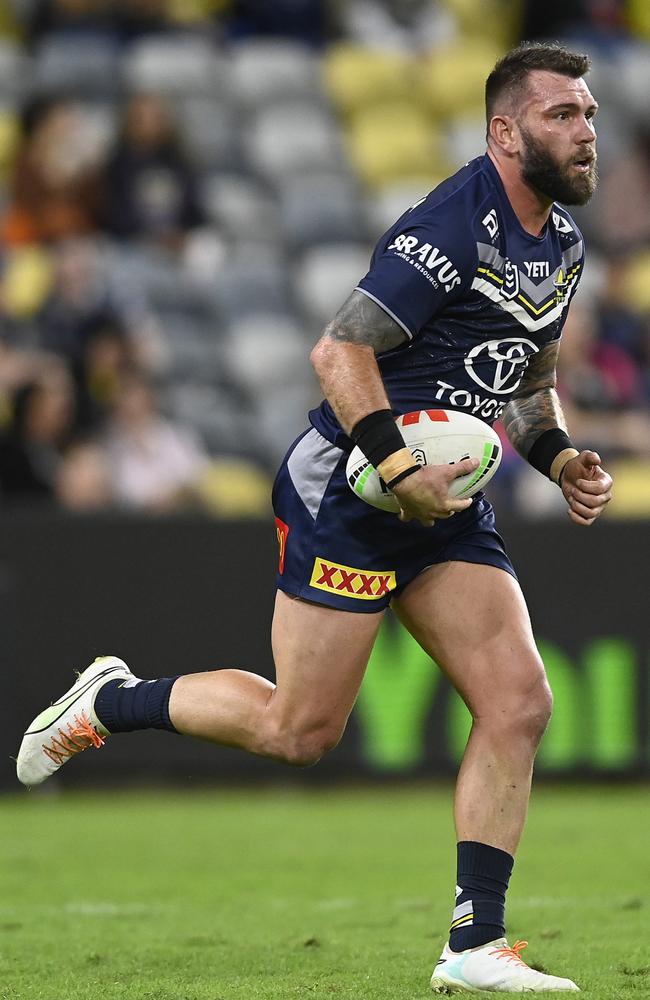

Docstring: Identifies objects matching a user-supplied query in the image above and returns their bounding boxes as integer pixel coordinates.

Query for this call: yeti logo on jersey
[482,208,499,239]
[465,337,539,394]
[387,234,462,292]
[501,258,520,301]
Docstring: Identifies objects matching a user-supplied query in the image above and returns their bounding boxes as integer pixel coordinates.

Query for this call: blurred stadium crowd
[0,0,649,517]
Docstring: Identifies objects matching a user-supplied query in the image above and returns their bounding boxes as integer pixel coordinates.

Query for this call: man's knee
[274,723,344,768]
[479,669,553,747]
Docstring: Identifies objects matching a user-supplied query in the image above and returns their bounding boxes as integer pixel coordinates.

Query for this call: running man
[18,42,612,993]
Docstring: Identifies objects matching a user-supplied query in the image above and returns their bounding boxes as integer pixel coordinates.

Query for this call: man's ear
[488,114,521,155]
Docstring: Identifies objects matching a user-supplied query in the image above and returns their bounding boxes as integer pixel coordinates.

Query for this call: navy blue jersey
[310,154,584,449]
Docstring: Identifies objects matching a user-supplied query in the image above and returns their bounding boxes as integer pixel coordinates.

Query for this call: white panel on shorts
[287,428,343,521]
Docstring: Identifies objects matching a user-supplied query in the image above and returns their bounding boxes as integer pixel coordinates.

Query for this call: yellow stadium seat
[623,250,650,313]
[627,0,650,40]
[195,460,272,518]
[606,459,650,517]
[420,39,502,120]
[443,0,519,48]
[0,110,19,179]
[346,102,449,189]
[323,44,414,116]
[1,247,53,319]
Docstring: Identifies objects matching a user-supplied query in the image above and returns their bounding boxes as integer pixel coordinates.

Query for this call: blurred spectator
[55,438,114,510]
[558,299,650,457]
[22,0,182,46]
[103,369,209,510]
[101,94,206,248]
[35,237,164,386]
[224,0,338,47]
[0,365,76,507]
[2,101,104,245]
[598,130,650,250]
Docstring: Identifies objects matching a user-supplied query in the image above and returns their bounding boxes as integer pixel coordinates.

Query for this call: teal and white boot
[16,656,133,787]
[431,938,579,993]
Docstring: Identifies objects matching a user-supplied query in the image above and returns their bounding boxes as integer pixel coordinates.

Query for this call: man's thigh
[392,562,548,715]
[270,590,384,735]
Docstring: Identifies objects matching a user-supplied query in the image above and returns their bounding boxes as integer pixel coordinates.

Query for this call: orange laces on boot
[489,940,530,967]
[42,713,105,765]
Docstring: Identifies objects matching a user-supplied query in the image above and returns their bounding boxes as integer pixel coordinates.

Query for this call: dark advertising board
[1,514,647,789]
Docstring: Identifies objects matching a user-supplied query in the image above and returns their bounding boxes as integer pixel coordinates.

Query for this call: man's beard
[520,126,598,206]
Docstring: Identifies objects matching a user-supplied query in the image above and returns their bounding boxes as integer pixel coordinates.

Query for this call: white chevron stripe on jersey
[471,277,566,333]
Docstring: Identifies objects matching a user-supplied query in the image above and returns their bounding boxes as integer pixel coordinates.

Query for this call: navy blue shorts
[272,426,516,614]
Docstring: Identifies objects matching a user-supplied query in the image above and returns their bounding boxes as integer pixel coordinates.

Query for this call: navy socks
[449,840,514,952]
[94,676,179,734]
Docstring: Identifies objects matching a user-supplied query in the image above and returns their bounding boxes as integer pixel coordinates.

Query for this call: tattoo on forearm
[322,290,408,354]
[501,341,567,457]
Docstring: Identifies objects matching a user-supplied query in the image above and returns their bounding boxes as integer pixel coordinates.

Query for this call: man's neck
[486,148,552,237]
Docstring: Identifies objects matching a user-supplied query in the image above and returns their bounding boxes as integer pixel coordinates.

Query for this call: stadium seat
[0,39,29,103]
[367,179,442,238]
[33,33,120,98]
[157,313,223,380]
[323,44,412,116]
[244,101,345,181]
[175,97,239,171]
[229,39,320,108]
[445,116,487,172]
[122,35,227,98]
[294,244,372,327]
[214,247,291,321]
[277,170,368,249]
[346,102,448,189]
[0,110,20,181]
[224,312,314,461]
[420,39,501,120]
[200,173,282,242]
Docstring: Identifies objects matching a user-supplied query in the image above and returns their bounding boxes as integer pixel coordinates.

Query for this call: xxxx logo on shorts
[275,517,289,574]
[309,558,396,600]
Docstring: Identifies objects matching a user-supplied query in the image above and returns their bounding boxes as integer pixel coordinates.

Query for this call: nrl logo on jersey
[387,234,462,292]
[501,258,520,300]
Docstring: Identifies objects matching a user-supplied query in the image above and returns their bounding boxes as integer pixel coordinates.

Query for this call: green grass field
[0,784,648,999]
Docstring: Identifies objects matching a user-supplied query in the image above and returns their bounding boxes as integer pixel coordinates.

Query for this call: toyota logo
[464,337,539,394]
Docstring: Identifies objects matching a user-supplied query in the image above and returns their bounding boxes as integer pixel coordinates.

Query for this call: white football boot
[16,656,134,787]
[430,938,579,993]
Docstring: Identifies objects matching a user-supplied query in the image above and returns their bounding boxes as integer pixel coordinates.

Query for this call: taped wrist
[527,428,579,483]
[350,409,407,469]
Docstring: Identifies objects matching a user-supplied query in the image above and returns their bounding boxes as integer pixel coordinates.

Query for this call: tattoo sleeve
[321,290,409,354]
[501,341,568,458]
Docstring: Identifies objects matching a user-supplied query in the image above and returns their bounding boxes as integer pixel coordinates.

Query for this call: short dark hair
[486,41,591,126]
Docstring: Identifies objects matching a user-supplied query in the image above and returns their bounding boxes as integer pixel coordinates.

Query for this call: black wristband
[527,428,575,479]
[386,464,421,490]
[350,409,406,468]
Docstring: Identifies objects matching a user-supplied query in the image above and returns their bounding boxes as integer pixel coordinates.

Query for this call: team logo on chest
[464,337,539,394]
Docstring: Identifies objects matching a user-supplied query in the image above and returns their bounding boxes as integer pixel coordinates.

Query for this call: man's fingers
[444,497,474,513]
[446,456,480,480]
[568,495,601,520]
[576,476,612,495]
[581,450,602,468]
[568,507,596,526]
[570,488,611,510]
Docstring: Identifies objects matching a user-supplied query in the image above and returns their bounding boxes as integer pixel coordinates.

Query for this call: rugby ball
[346,409,501,512]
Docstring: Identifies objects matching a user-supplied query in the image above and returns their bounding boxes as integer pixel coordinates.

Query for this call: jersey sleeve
[356,212,478,339]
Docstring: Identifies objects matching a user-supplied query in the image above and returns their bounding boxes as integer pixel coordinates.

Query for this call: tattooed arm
[500,341,566,458]
[502,340,614,524]
[310,290,408,434]
[310,290,478,525]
